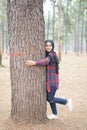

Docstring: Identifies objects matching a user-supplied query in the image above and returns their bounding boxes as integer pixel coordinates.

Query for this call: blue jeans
[47,86,67,115]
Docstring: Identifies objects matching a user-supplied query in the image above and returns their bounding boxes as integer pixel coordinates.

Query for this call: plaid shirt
[36,53,59,92]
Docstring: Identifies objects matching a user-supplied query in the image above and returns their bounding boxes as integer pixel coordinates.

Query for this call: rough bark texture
[7,0,46,123]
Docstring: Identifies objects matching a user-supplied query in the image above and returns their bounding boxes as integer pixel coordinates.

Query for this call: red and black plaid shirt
[36,52,59,92]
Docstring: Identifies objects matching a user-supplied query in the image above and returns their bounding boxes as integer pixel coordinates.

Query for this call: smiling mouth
[47,50,51,51]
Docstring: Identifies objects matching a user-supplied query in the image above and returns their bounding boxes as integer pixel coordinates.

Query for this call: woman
[25,40,72,119]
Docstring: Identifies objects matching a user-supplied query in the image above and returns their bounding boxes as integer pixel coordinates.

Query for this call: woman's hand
[25,60,36,67]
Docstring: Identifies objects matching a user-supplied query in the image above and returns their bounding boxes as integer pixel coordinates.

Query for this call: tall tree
[47,11,50,39]
[0,45,2,65]
[0,0,7,53]
[50,0,57,40]
[65,0,69,54]
[58,0,62,61]
[84,0,87,53]
[7,0,46,123]
[75,0,81,55]
[80,0,85,53]
[85,22,87,53]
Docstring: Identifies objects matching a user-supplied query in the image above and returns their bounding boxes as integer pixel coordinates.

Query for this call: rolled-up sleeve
[36,57,50,66]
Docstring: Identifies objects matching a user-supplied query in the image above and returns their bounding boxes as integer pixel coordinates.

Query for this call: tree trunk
[85,22,87,53]
[75,0,81,55]
[74,17,77,53]
[58,0,62,61]
[6,24,9,53]
[0,46,2,65]
[52,1,56,40]
[7,0,46,123]
[1,22,4,53]
[50,0,56,40]
[47,11,50,39]
[80,19,84,53]
[65,0,69,54]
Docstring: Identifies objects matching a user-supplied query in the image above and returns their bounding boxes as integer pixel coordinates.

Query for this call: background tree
[50,0,57,40]
[0,0,8,53]
[85,22,87,52]
[75,0,81,55]
[58,0,62,61]
[0,45,2,65]
[0,0,7,65]
[7,0,46,123]
[46,11,50,39]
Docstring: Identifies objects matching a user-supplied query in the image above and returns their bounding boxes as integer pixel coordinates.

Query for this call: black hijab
[45,40,59,74]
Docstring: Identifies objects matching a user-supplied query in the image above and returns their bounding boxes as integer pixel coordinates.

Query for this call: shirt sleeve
[36,56,50,66]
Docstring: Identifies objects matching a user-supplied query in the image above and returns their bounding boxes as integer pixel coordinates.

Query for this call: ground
[0,53,87,130]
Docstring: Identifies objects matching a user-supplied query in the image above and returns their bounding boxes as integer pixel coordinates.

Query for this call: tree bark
[7,0,46,123]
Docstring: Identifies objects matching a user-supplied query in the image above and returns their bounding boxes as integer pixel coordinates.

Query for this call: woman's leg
[47,86,58,115]
[49,102,57,115]
[53,97,67,105]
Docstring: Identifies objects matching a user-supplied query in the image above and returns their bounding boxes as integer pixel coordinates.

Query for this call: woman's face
[45,42,52,52]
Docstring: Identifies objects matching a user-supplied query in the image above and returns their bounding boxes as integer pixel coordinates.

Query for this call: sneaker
[67,99,73,111]
[47,114,58,120]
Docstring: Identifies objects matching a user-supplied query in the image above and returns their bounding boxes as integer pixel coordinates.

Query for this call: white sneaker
[67,99,73,111]
[47,114,58,120]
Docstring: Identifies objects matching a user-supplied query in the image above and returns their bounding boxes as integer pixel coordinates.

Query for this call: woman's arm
[25,57,50,67]
[25,60,36,67]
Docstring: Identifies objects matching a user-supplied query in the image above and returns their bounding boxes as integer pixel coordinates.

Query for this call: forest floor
[0,53,87,130]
